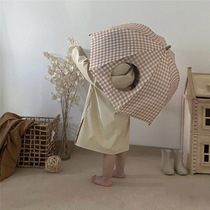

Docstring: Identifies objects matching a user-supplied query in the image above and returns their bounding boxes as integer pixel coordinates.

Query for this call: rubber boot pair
[161,149,188,176]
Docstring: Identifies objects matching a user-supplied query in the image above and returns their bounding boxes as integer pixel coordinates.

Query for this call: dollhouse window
[205,109,210,126]
[204,144,210,163]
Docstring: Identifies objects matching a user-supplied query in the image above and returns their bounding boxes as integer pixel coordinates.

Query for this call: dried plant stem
[61,93,69,158]
[43,38,84,160]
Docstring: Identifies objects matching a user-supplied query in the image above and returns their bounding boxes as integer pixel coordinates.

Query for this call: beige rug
[1,145,210,210]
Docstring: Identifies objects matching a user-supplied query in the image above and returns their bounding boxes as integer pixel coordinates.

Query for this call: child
[72,46,136,187]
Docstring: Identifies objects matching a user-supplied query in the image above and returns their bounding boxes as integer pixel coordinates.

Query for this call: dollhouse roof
[185,67,210,98]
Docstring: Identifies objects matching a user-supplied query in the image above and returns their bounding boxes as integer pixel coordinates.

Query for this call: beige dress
[72,46,132,155]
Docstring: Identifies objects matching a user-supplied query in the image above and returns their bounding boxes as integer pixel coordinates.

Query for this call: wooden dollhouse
[182,67,210,174]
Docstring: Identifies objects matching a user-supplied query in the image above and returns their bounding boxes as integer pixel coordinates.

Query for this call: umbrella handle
[165,45,171,50]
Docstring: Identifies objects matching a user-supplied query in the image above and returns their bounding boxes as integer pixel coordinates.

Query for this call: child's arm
[71,46,94,84]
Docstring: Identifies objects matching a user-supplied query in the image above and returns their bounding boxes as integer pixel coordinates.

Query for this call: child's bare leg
[92,154,116,187]
[113,152,126,178]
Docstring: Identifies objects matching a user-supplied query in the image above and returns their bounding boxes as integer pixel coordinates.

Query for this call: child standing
[72,46,135,187]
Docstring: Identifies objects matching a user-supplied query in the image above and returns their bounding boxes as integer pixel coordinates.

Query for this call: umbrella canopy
[89,23,179,124]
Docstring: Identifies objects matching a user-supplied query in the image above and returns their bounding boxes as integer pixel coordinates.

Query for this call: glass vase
[59,98,71,160]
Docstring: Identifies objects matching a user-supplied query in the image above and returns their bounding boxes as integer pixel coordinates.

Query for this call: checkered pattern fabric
[89,23,179,124]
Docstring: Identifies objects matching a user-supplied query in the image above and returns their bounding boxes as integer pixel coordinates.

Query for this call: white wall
[1,1,210,149]
[0,4,3,111]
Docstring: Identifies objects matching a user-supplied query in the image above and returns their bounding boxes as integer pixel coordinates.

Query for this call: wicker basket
[17,115,60,168]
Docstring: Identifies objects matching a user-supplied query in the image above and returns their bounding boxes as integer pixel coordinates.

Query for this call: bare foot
[92,175,112,187]
[112,169,126,178]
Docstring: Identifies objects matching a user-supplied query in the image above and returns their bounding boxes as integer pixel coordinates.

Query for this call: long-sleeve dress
[72,46,132,155]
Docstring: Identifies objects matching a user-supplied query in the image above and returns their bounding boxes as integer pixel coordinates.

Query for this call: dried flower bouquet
[44,38,84,159]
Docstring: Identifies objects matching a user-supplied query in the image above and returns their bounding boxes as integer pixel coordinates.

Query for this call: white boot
[161,149,174,175]
[174,150,188,176]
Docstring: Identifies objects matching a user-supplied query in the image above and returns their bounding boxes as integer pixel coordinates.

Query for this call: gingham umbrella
[89,23,179,124]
